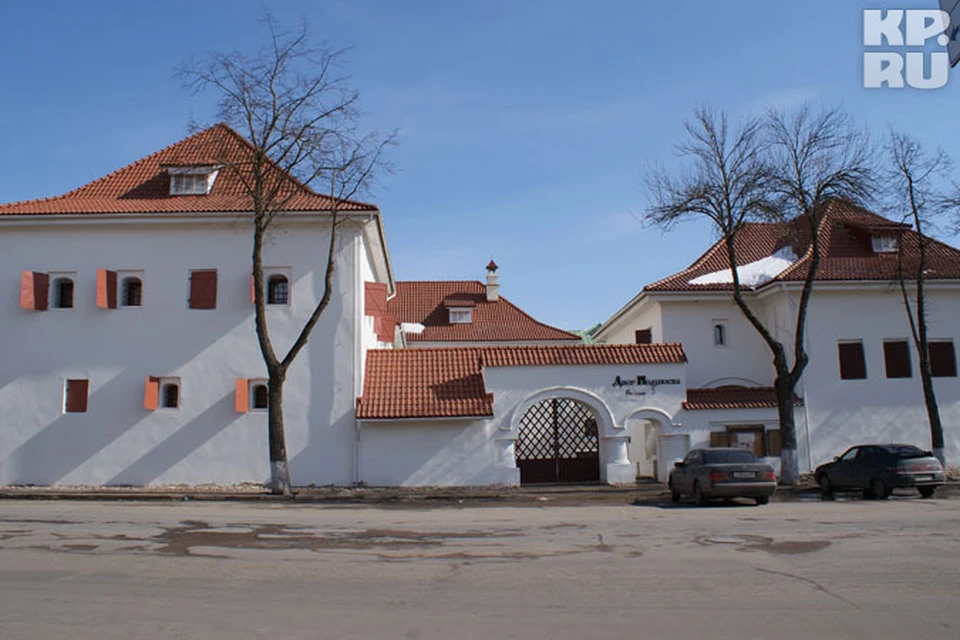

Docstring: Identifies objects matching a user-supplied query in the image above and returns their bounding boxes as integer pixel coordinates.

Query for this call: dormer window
[449,307,473,324]
[166,166,219,196]
[871,234,898,253]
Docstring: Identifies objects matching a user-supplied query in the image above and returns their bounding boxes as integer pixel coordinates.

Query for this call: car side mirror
[674,461,685,469]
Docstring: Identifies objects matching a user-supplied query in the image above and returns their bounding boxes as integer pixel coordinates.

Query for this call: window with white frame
[871,234,898,253]
[168,167,219,196]
[449,307,473,324]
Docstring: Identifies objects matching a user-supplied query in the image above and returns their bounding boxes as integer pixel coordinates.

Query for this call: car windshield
[884,445,929,459]
[703,449,757,464]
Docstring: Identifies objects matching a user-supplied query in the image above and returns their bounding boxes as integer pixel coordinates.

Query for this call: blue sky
[1,1,957,330]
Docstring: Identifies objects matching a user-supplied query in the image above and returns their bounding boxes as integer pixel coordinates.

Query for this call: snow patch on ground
[689,247,797,287]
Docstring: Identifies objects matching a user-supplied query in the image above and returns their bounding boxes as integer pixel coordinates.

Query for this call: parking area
[1,494,959,639]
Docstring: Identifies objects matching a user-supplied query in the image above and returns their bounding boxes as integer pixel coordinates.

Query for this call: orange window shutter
[235,379,249,413]
[20,271,49,311]
[96,269,118,309]
[143,376,160,410]
[250,274,256,304]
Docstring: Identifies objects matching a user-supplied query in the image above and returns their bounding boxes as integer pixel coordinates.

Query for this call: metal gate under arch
[516,397,600,484]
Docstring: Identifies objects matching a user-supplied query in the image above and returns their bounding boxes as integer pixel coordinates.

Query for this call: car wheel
[817,473,833,499]
[754,496,769,506]
[870,478,890,500]
[668,480,681,503]
[918,486,937,499]
[693,481,709,506]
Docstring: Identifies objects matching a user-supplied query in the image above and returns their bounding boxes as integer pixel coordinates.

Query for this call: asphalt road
[1,495,958,640]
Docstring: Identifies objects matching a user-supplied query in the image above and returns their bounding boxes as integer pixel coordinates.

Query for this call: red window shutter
[235,379,249,413]
[96,269,118,309]
[189,270,218,309]
[65,379,89,413]
[376,314,396,342]
[144,376,160,410]
[364,282,387,317]
[883,341,911,378]
[20,271,49,311]
[635,329,652,344]
[838,342,867,380]
[929,341,957,378]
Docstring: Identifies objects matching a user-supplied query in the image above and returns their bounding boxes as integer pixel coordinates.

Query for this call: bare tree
[647,105,876,484]
[179,16,394,495]
[885,131,953,466]
[759,105,876,483]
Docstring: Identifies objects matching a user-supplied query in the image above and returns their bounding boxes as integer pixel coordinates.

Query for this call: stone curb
[1,481,956,506]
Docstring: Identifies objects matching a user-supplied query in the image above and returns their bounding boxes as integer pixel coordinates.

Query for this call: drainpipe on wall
[353,232,363,486]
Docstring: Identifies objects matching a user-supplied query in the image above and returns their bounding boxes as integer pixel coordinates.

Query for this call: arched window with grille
[53,277,74,309]
[267,274,289,305]
[122,277,143,307]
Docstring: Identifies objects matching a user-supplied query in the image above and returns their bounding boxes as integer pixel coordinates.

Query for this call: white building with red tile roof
[0,125,690,488]
[596,199,960,475]
[0,124,395,487]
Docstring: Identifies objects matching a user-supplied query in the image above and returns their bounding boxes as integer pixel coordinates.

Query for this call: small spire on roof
[486,259,498,273]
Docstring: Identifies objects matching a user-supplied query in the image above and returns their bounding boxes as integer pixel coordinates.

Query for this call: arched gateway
[516,397,601,484]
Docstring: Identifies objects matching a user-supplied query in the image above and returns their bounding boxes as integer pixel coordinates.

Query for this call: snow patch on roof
[688,247,797,287]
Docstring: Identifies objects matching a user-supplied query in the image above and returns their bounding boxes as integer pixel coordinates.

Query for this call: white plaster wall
[596,301,663,346]
[800,288,960,467]
[659,299,774,388]
[0,216,377,486]
[357,362,687,486]
[359,420,512,486]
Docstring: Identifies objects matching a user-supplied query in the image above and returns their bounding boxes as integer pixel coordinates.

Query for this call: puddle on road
[697,534,831,555]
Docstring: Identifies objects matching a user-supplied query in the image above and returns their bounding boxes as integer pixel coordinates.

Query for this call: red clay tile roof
[0,124,377,216]
[357,344,687,419]
[645,199,960,292]
[682,386,803,411]
[389,281,581,344]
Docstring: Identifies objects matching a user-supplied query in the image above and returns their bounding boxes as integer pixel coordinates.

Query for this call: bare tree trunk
[725,236,802,483]
[774,373,799,484]
[267,369,292,495]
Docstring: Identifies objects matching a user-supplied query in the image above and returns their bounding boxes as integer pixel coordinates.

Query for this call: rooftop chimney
[485,260,499,302]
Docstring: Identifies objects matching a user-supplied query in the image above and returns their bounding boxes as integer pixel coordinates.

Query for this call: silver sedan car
[668,447,778,505]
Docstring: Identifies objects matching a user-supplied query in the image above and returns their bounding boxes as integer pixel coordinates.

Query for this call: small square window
[712,321,727,347]
[119,272,144,307]
[160,378,180,409]
[169,169,218,195]
[49,272,76,309]
[635,328,652,344]
[871,234,898,253]
[249,379,269,412]
[449,308,472,324]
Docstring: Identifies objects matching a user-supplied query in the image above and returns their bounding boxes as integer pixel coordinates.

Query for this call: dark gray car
[668,447,777,505]
[815,444,946,499]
